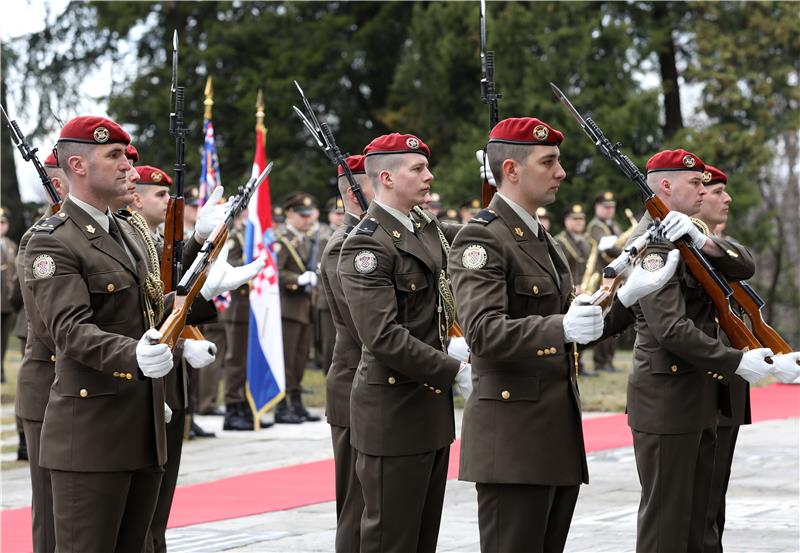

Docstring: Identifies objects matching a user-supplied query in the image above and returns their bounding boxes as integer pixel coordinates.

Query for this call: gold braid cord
[412,206,457,333]
[128,212,165,327]
[691,217,711,236]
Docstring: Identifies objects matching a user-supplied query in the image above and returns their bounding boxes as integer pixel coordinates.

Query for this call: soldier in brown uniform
[315,196,344,376]
[449,118,678,553]
[586,191,623,372]
[338,133,472,553]
[554,203,596,377]
[627,149,775,553]
[1,207,18,369]
[275,192,321,423]
[318,155,375,553]
[23,116,248,553]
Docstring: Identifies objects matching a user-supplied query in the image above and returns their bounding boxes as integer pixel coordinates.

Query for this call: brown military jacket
[338,202,461,456]
[24,197,212,472]
[1,235,17,314]
[626,212,754,435]
[224,228,250,325]
[319,213,362,428]
[313,223,332,312]
[275,226,313,324]
[587,216,623,265]
[554,230,590,284]
[449,195,634,486]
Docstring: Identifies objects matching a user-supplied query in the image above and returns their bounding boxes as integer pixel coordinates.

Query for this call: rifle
[730,281,795,355]
[1,104,61,209]
[159,162,273,348]
[292,80,369,212]
[479,0,501,207]
[550,82,767,354]
[161,29,188,293]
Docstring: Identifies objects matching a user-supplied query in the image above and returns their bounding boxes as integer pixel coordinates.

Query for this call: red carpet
[3,383,798,552]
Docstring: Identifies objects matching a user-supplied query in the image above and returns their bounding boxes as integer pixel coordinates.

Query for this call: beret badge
[702,171,712,184]
[406,137,420,150]
[152,171,163,183]
[682,154,696,168]
[93,127,110,143]
[533,124,549,141]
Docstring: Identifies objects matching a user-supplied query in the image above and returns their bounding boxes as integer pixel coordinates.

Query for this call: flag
[199,116,230,310]
[244,123,285,425]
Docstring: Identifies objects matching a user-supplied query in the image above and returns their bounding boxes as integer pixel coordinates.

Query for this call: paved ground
[2,406,798,552]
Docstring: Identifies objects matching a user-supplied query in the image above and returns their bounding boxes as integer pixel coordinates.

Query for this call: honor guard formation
[2,14,799,553]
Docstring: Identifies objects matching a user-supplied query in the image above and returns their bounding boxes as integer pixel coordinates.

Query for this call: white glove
[136,328,173,378]
[661,211,708,249]
[297,271,318,287]
[200,244,266,300]
[195,186,230,240]
[597,235,618,252]
[475,149,496,187]
[563,293,604,344]
[454,361,473,400]
[164,403,173,424]
[617,250,680,308]
[734,348,775,384]
[771,352,800,384]
[183,339,218,369]
[448,336,470,363]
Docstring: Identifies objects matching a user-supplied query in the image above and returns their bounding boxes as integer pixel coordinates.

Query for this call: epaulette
[115,209,133,220]
[31,212,68,233]
[344,224,355,237]
[355,217,379,236]
[470,208,498,225]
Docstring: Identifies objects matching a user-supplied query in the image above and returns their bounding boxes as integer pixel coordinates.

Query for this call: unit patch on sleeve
[32,254,56,279]
[641,253,665,272]
[354,251,378,274]
[461,244,488,269]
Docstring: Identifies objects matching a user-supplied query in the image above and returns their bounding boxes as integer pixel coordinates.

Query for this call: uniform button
[79,389,88,398]
[707,371,713,375]
[712,373,718,378]
[532,285,539,295]
[239,289,247,296]
[670,365,678,373]
[537,350,544,356]
[113,371,119,377]
[126,373,133,380]
[50,354,56,362]
[501,390,511,400]
[107,283,115,292]
[410,283,416,291]
[549,347,557,354]
[388,376,396,385]
[717,375,724,380]
[435,389,441,394]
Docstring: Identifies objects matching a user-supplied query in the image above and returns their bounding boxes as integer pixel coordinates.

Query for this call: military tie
[538,223,562,291]
[108,217,136,265]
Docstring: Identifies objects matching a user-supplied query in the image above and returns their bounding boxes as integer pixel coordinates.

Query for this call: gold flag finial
[203,76,214,119]
[255,89,267,145]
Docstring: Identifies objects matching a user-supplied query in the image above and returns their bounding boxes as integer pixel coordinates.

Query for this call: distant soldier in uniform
[327,195,345,230]
[338,133,472,553]
[460,197,482,224]
[130,165,171,244]
[427,191,444,218]
[23,116,249,553]
[275,192,321,423]
[626,149,775,553]
[315,196,345,376]
[1,206,18,369]
[554,203,596,377]
[319,154,375,553]
[310,204,333,373]
[440,207,460,224]
[536,206,551,232]
[586,191,623,372]
[449,117,678,553]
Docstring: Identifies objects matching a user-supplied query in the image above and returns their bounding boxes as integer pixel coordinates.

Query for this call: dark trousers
[476,482,579,553]
[633,427,716,553]
[50,466,163,553]
[21,418,55,553]
[146,411,186,553]
[331,425,364,553]
[282,319,310,396]
[356,447,449,553]
[704,424,740,553]
[193,323,226,413]
[317,308,335,374]
[1,312,13,367]
[592,336,616,368]
[223,321,248,404]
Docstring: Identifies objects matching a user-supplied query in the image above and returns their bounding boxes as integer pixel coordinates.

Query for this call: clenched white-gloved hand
[136,328,173,378]
[454,361,473,400]
[563,294,604,344]
[771,352,800,384]
[194,186,231,241]
[661,211,708,249]
[734,348,775,384]
[597,235,618,252]
[164,403,173,424]
[200,244,266,300]
[617,250,680,308]
[448,336,470,363]
[475,149,496,187]
[183,339,218,369]
[297,270,318,287]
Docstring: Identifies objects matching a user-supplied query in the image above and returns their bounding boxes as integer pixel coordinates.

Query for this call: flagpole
[204,76,214,120]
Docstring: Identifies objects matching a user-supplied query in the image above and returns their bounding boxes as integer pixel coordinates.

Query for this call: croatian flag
[244,123,285,425]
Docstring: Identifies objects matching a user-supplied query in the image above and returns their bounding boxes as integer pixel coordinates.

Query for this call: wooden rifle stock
[160,196,183,289]
[730,282,794,356]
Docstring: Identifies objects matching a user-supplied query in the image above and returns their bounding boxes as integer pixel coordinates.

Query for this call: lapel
[491,195,560,287]
[371,203,438,275]
[115,214,149,276]
[63,198,138,279]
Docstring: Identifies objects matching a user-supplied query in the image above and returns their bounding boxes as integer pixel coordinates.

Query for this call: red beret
[702,164,727,185]
[58,115,131,146]
[135,165,173,186]
[126,144,140,163]
[338,154,366,176]
[489,117,564,146]
[646,149,705,174]
[363,133,430,158]
[44,148,59,169]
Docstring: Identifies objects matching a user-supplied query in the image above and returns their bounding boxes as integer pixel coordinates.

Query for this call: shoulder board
[469,208,498,225]
[31,212,68,233]
[355,217,379,236]
[344,224,355,237]
[115,209,133,220]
